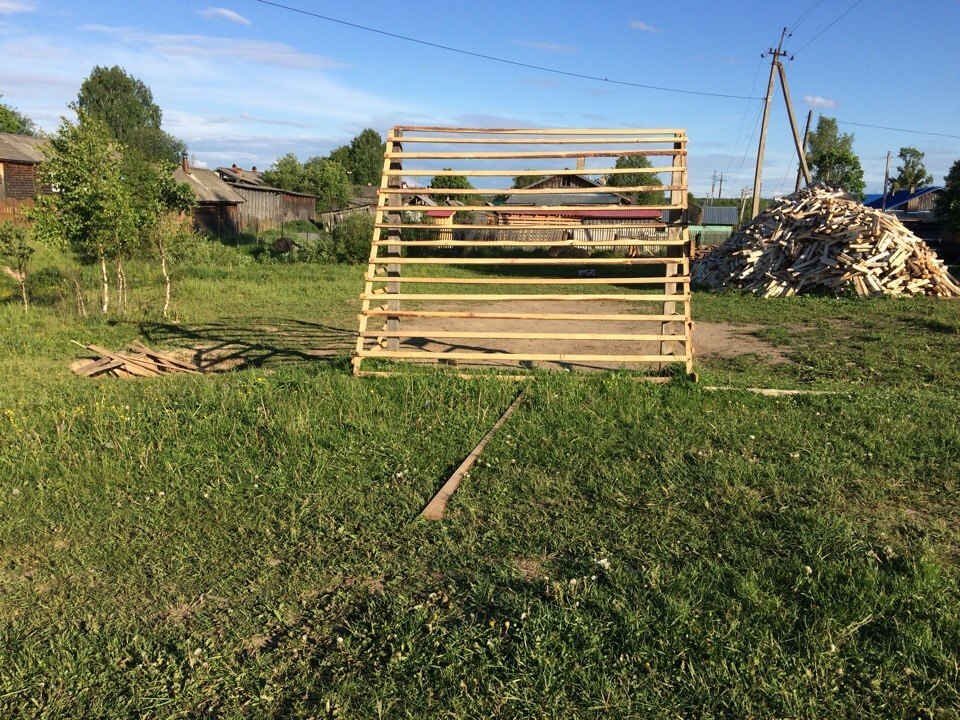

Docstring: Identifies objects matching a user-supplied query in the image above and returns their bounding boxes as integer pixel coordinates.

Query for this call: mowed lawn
[2,252,960,718]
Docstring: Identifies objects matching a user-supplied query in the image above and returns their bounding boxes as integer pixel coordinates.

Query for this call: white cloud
[0,1,35,13]
[511,39,576,55]
[81,24,344,70]
[199,7,251,26]
[629,21,660,32]
[803,95,838,109]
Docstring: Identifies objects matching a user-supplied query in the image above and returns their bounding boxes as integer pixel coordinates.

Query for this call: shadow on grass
[140,318,355,371]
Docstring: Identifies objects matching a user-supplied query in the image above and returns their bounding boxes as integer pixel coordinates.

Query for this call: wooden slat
[358,370,676,382]
[375,222,671,231]
[385,167,679,177]
[362,310,685,322]
[388,150,686,159]
[366,276,690,285]
[361,331,686,341]
[358,350,682,362]
[372,239,685,247]
[377,204,684,213]
[396,136,685,145]
[368,257,687,266]
[394,126,685,135]
[381,185,682,195]
[360,293,688,302]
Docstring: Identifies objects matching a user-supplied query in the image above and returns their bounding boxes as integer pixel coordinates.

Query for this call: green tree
[806,116,865,199]
[937,159,960,234]
[76,65,185,163]
[0,222,33,311]
[0,95,37,135]
[890,147,934,192]
[263,154,352,212]
[31,115,136,314]
[605,155,665,205]
[327,128,385,186]
[511,174,546,189]
[429,171,473,204]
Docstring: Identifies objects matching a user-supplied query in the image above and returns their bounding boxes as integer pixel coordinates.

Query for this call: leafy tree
[263,154,352,212]
[0,222,33,311]
[0,95,37,135]
[511,174,546,189]
[327,128,385,186]
[605,155,665,205]
[31,115,136,314]
[890,147,933,192]
[806,116,865,199]
[121,152,194,317]
[937,159,960,234]
[303,157,352,211]
[429,171,473,204]
[76,65,185,163]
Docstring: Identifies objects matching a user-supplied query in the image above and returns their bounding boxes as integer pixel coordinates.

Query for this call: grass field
[2,246,959,718]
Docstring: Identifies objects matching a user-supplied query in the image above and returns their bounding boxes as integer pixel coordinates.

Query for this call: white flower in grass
[595,557,611,569]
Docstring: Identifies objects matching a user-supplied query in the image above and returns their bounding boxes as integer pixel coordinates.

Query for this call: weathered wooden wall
[0,161,39,201]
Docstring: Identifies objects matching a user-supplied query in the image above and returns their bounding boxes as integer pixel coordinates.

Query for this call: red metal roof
[495,208,662,220]
[426,209,456,218]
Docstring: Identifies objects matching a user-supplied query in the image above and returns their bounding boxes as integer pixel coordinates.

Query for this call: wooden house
[0,132,49,224]
[174,159,244,238]
[215,165,317,231]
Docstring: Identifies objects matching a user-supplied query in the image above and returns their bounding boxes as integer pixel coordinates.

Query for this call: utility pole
[776,61,811,188]
[738,187,750,225]
[881,151,892,211]
[795,109,813,192]
[709,172,717,202]
[717,172,724,199]
[751,28,790,219]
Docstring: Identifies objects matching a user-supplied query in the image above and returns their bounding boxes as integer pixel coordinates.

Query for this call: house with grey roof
[0,132,48,202]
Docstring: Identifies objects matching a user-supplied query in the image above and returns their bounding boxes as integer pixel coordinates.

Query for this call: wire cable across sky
[252,0,765,101]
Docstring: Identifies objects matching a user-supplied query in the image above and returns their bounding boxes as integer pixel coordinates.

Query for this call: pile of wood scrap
[692,185,960,298]
[71,341,200,379]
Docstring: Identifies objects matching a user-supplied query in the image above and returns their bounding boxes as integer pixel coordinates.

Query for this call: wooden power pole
[881,151,892,211]
[795,110,813,192]
[751,29,791,219]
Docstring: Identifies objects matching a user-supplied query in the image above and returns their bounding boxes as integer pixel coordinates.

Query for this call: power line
[788,0,827,33]
[724,57,765,175]
[837,120,960,141]
[793,0,867,56]
[252,0,765,101]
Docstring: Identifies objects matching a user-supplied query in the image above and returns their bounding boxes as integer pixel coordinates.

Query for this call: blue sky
[2,0,958,196]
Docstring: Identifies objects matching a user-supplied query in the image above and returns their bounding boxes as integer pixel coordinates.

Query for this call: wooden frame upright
[353,126,693,377]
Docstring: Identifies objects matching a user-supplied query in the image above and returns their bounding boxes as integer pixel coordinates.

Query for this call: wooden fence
[0,199,33,226]
[352,126,693,378]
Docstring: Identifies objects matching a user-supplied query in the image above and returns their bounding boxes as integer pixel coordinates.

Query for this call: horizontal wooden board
[375,222,672,231]
[360,293,689,302]
[376,203,684,213]
[379,185,683,195]
[366,276,691,285]
[360,330,687,341]
[388,149,686,159]
[357,350,687,362]
[384,167,680,177]
[393,126,685,135]
[372,239,686,247]
[368,256,687,266]
[362,310,686,322]
[394,136,686,145]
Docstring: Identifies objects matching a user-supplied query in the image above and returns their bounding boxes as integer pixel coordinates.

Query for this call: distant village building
[216,164,317,231]
[0,132,49,223]
[865,186,944,241]
[174,158,245,238]
[687,202,739,246]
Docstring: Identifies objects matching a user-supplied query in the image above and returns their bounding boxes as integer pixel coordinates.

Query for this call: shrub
[331,213,374,263]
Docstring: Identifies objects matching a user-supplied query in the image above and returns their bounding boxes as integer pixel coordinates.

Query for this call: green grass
[2,251,960,718]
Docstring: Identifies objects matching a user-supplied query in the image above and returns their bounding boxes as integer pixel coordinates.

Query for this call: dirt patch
[362,299,791,371]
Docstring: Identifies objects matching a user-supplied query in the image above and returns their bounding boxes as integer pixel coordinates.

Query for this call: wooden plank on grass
[420,389,528,521]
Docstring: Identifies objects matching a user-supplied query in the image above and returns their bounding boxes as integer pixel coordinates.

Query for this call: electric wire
[252,0,764,100]
[793,0,867,56]
[787,0,827,33]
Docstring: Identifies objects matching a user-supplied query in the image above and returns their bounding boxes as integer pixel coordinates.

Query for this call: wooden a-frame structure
[353,126,693,377]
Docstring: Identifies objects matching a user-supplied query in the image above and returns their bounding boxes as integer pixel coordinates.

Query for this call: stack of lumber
[71,341,200,379]
[692,186,960,298]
